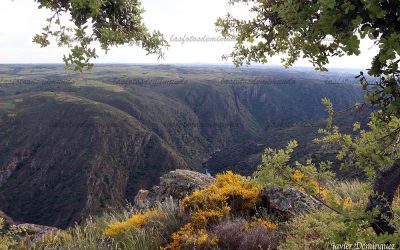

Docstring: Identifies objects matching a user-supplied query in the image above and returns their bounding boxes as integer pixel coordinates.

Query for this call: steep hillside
[0,92,188,228]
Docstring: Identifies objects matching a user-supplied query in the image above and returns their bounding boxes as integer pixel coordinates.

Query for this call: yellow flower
[309,180,329,200]
[292,170,305,181]
[183,171,260,212]
[163,225,218,250]
[104,208,161,237]
[257,219,279,231]
[197,230,218,246]
[191,207,230,226]
[246,218,278,231]
[343,197,352,208]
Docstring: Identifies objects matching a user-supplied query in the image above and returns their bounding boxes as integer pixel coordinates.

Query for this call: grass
[32,200,185,250]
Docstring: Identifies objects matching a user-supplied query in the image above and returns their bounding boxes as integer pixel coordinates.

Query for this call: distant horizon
[0,63,368,71]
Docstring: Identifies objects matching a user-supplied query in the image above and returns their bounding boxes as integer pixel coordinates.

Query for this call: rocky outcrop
[0,209,59,245]
[260,187,322,219]
[157,169,215,200]
[133,171,321,220]
[134,187,159,209]
[19,223,60,244]
[134,169,215,209]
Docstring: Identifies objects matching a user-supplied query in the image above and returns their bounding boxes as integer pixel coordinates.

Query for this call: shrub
[279,181,400,250]
[213,218,282,250]
[167,224,219,250]
[163,171,261,249]
[103,208,162,237]
[245,218,279,231]
[183,171,260,213]
[254,141,336,202]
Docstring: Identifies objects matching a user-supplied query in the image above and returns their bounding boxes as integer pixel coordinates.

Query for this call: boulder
[157,169,215,200]
[0,209,59,246]
[134,169,215,209]
[260,187,322,219]
[18,223,60,244]
[134,186,159,209]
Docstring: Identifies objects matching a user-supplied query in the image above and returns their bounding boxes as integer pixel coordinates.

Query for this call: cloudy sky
[0,0,378,69]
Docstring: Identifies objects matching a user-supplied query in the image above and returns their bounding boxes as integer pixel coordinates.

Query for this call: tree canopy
[33,0,168,71]
[216,0,400,76]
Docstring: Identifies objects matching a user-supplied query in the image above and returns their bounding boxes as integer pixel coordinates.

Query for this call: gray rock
[157,169,215,200]
[18,223,60,244]
[134,186,159,209]
[260,187,322,219]
[134,169,215,209]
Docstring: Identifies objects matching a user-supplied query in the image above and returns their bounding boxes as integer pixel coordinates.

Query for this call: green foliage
[321,97,334,129]
[217,0,400,75]
[33,0,168,71]
[333,180,373,205]
[279,181,400,250]
[362,73,400,119]
[280,209,399,250]
[253,99,400,243]
[254,140,335,199]
[254,140,298,188]
[312,98,400,237]
[314,99,400,179]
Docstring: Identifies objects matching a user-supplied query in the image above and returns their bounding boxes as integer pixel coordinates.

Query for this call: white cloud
[0,0,378,69]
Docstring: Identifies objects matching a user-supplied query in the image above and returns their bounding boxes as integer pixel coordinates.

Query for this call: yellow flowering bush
[291,169,329,202]
[343,197,352,208]
[191,207,231,226]
[255,141,336,202]
[245,218,279,231]
[292,169,305,181]
[291,169,354,211]
[164,171,261,249]
[166,224,219,250]
[183,171,260,213]
[104,208,161,237]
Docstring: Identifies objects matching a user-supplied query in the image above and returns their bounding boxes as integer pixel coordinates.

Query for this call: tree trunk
[366,158,400,235]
